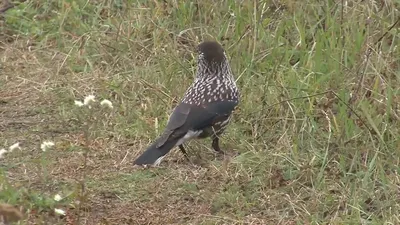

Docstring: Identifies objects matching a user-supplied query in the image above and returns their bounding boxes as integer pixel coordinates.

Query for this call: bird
[133,41,239,166]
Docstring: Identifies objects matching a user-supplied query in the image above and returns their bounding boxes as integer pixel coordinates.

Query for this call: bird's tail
[133,138,179,166]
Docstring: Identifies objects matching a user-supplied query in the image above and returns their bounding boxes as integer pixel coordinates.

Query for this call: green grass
[0,0,399,224]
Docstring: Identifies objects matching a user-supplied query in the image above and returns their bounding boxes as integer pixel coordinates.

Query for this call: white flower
[83,95,96,105]
[100,99,113,109]
[0,149,7,159]
[8,142,20,152]
[54,194,62,202]
[54,208,66,215]
[74,100,84,107]
[41,141,55,152]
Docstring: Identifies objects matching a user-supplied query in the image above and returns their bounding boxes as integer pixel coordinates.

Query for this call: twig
[347,16,400,113]
[330,91,375,135]
[265,53,285,96]
[265,91,331,109]
[251,90,381,144]
[139,79,176,104]
[77,117,91,225]
[227,24,251,51]
[374,17,400,46]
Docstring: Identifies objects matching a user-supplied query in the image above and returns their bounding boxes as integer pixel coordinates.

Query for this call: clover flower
[40,141,55,152]
[0,149,7,159]
[54,208,66,216]
[83,95,96,105]
[100,99,113,109]
[74,100,84,107]
[54,194,62,202]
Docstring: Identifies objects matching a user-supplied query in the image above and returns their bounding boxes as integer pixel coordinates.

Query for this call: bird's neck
[195,62,235,83]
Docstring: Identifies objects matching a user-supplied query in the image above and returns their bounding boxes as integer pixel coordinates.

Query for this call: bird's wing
[156,101,238,148]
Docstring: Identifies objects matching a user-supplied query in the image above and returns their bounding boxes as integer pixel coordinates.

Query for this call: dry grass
[1,0,400,224]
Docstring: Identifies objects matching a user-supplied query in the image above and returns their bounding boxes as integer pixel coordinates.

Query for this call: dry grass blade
[0,0,399,224]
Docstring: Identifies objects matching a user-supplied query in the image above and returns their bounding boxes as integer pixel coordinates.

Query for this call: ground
[0,0,399,224]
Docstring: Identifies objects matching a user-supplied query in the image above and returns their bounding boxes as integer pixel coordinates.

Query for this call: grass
[0,0,399,224]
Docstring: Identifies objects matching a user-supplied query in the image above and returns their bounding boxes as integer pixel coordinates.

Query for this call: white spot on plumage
[176,130,203,146]
[153,156,166,166]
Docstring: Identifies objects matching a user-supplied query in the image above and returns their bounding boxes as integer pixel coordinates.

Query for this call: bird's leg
[178,144,190,161]
[211,137,225,155]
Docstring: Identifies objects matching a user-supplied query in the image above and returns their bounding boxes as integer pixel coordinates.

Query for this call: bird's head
[197,41,226,65]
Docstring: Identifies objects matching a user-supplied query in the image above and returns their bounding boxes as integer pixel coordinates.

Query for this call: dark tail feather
[133,138,179,166]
